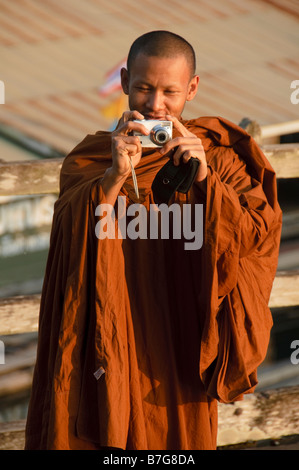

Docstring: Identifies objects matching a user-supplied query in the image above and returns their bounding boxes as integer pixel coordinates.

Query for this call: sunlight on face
[121,54,199,120]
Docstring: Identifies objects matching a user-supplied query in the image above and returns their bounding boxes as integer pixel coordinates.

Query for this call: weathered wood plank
[0,272,297,336]
[239,118,299,177]
[0,369,33,398]
[0,143,299,197]
[0,295,40,335]
[262,144,299,179]
[1,386,298,449]
[217,386,299,447]
[269,271,299,308]
[261,120,299,140]
[0,420,26,450]
[0,158,62,196]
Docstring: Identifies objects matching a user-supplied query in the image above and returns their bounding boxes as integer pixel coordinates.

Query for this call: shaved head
[127,30,196,79]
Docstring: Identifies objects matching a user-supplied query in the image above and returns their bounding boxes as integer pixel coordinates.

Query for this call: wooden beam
[263,144,299,179]
[1,386,299,449]
[0,295,40,335]
[0,159,62,196]
[269,271,299,308]
[0,420,26,450]
[217,385,299,447]
[0,272,297,336]
[261,120,299,139]
[0,143,299,197]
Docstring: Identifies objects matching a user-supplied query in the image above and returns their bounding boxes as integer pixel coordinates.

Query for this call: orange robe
[25,117,282,450]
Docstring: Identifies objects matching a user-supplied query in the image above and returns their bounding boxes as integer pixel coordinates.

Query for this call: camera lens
[151,125,170,145]
[155,130,167,143]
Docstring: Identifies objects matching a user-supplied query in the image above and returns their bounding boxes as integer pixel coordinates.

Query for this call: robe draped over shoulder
[25,117,282,450]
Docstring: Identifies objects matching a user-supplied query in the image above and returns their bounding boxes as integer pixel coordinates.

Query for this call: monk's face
[121,53,199,120]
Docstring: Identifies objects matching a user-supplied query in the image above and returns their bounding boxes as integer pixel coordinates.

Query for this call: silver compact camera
[133,120,173,147]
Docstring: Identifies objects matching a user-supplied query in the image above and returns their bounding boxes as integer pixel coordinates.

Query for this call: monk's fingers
[160,136,203,155]
[114,110,145,131]
[112,119,150,138]
[172,142,206,166]
[166,115,195,138]
[112,135,142,158]
[121,110,144,124]
[160,136,204,160]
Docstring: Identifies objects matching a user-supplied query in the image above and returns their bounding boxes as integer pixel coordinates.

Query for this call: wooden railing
[0,126,299,449]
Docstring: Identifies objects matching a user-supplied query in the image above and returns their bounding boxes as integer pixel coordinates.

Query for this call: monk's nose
[147,91,164,111]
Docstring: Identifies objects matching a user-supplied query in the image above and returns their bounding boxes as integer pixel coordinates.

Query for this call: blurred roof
[0,0,298,155]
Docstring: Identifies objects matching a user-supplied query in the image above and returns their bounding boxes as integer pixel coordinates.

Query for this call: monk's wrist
[103,167,128,186]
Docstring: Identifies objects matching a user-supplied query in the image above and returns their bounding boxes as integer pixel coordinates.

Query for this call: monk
[25,31,282,450]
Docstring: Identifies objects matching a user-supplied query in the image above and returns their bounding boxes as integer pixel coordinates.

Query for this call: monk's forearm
[100,167,128,206]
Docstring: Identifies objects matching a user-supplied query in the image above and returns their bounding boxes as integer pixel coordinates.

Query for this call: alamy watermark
[290,340,299,365]
[0,340,4,364]
[0,80,4,104]
[95,196,203,251]
[290,80,299,105]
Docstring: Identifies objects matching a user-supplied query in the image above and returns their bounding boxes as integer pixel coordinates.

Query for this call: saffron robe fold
[25,116,282,450]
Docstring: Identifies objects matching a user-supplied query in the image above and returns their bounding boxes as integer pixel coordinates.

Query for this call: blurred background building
[0,0,299,423]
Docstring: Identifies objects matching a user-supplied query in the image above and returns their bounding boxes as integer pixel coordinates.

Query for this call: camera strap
[151,157,200,205]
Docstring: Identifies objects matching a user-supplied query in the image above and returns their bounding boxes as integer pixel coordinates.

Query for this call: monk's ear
[121,68,130,95]
[186,75,199,101]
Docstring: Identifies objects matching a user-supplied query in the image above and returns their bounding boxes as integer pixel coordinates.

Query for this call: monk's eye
[136,87,151,92]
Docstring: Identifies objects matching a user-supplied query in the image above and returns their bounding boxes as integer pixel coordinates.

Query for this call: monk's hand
[160,115,208,184]
[110,110,150,179]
